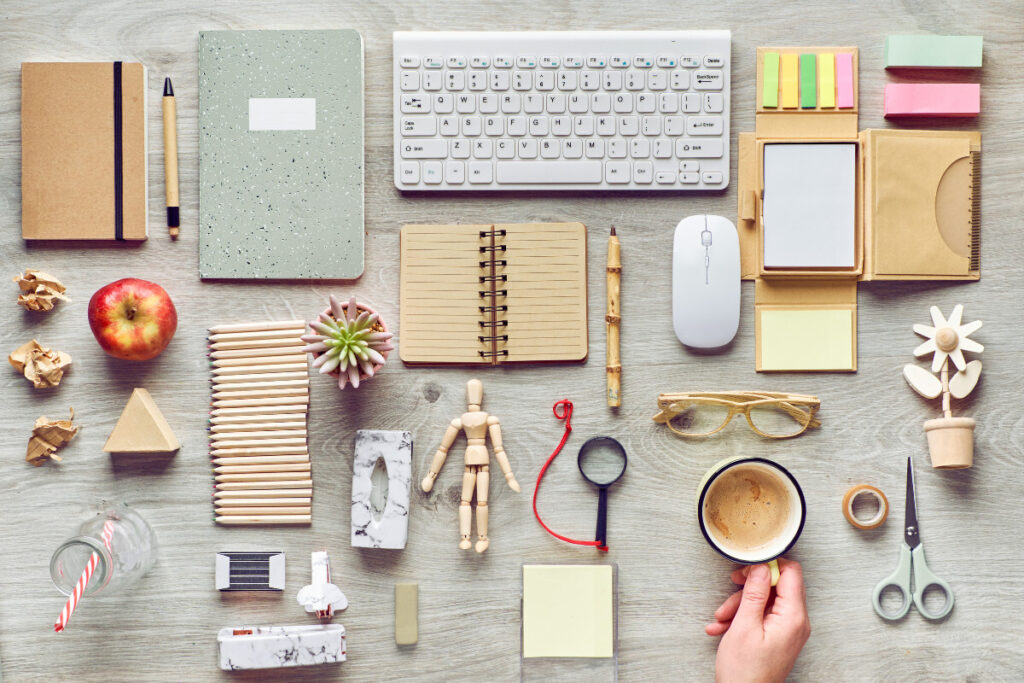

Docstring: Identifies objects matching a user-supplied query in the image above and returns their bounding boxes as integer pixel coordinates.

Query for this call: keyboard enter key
[686,116,723,135]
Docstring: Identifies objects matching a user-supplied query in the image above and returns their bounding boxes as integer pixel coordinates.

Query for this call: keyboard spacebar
[495,161,603,184]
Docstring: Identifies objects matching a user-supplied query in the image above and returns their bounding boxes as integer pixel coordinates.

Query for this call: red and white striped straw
[54,520,114,633]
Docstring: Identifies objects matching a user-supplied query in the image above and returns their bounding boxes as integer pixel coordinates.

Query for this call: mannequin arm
[422,419,461,492]
[488,416,520,492]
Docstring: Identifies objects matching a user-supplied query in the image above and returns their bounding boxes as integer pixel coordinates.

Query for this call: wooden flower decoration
[903,304,983,402]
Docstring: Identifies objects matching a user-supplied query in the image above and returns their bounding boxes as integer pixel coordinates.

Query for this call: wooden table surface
[2,1,1022,680]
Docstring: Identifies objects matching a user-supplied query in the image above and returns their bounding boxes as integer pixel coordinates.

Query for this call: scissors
[872,457,954,620]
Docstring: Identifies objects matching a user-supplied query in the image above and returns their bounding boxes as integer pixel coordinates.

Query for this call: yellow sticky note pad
[522,564,614,658]
[781,54,799,108]
[759,308,855,371]
[819,53,836,108]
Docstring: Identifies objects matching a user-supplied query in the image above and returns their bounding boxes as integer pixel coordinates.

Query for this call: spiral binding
[479,244,507,253]
[479,274,508,283]
[478,334,509,343]
[479,229,507,238]
[479,305,508,313]
[479,226,509,363]
[479,289,508,297]
[479,349,509,358]
[479,259,507,268]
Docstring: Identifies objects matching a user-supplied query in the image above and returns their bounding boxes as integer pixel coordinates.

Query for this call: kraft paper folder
[739,46,981,372]
[399,223,588,366]
[21,62,148,240]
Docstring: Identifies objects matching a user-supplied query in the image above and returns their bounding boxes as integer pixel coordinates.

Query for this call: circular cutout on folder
[842,485,889,530]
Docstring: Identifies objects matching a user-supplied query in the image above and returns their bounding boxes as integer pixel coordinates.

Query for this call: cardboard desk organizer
[737,47,981,372]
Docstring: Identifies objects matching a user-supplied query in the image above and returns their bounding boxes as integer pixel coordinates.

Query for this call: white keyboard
[393,30,730,192]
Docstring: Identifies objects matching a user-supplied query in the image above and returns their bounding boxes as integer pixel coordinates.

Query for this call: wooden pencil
[215,480,312,491]
[212,454,309,466]
[210,405,308,418]
[215,515,312,525]
[215,506,312,516]
[214,463,311,475]
[210,346,305,360]
[212,396,309,408]
[209,444,305,454]
[212,497,311,507]
[212,388,308,401]
[210,422,307,433]
[212,364,308,377]
[208,329,305,343]
[212,378,309,390]
[211,446,308,457]
[209,320,306,335]
[211,430,307,441]
[215,488,313,498]
[211,354,307,367]
[212,371,308,382]
[209,338,303,351]
[216,471,312,483]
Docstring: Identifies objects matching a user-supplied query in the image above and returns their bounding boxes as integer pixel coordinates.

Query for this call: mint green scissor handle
[872,544,954,620]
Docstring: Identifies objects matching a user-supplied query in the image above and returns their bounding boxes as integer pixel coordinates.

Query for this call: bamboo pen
[162,78,179,239]
[606,226,622,407]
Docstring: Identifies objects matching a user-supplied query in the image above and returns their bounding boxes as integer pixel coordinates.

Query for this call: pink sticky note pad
[836,53,855,108]
[884,83,980,117]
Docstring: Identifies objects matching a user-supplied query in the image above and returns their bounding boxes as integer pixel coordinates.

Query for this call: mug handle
[768,558,780,587]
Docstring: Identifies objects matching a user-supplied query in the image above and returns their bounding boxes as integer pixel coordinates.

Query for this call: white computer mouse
[672,215,741,348]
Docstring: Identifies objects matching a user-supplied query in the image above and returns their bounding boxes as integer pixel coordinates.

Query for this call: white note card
[248,98,317,131]
[762,143,856,268]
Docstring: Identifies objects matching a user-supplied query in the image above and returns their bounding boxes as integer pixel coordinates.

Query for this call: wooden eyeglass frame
[652,391,821,438]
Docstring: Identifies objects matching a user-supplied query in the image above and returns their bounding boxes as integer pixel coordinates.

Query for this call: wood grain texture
[1,0,1023,680]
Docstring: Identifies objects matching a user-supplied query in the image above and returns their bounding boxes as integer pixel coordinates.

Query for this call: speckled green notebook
[199,30,364,279]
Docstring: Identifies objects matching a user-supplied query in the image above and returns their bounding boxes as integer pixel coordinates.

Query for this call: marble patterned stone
[351,430,412,549]
[217,625,346,670]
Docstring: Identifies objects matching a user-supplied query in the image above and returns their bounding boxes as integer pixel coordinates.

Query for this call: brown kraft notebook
[400,223,588,365]
[21,62,148,240]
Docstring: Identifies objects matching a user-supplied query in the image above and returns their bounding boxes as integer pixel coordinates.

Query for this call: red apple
[88,278,177,361]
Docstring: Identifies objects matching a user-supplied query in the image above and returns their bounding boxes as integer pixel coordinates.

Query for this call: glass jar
[50,503,157,597]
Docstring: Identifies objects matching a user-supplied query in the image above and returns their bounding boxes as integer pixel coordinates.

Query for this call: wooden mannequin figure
[421,379,520,553]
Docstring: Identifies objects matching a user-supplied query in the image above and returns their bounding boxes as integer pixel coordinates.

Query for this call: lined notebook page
[400,225,488,364]
[498,222,588,363]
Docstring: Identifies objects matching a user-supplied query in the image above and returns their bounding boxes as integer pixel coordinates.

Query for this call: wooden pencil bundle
[209,320,313,526]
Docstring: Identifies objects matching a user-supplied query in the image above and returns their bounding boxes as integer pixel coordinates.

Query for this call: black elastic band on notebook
[113,61,124,241]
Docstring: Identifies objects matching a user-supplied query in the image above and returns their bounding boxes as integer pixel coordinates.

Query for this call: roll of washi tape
[842,485,889,530]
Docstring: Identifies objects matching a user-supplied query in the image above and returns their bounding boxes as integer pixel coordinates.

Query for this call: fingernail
[750,564,770,582]
[741,566,751,576]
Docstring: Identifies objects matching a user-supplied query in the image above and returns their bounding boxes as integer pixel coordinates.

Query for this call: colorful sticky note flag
[762,52,780,108]
[836,52,854,109]
[781,54,799,108]
[799,54,817,108]
[819,53,836,108]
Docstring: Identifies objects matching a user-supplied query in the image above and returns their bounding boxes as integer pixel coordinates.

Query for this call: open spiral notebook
[399,223,589,365]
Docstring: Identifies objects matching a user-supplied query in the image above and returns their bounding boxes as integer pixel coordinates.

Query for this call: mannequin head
[466,379,483,410]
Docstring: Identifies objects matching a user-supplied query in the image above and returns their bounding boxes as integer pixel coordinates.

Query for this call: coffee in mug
[697,457,806,585]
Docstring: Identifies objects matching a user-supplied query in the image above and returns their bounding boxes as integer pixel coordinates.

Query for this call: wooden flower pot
[923,416,975,469]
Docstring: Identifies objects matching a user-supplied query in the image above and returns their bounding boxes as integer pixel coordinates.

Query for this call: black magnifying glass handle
[596,486,609,550]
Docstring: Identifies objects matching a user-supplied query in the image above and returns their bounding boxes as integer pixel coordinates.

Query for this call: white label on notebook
[248,98,317,131]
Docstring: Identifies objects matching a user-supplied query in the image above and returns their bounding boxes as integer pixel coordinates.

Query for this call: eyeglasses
[652,391,821,439]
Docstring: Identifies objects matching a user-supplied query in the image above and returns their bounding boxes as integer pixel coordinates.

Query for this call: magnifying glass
[577,436,628,551]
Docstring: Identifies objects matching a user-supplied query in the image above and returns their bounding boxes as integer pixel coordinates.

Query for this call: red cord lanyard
[532,399,607,551]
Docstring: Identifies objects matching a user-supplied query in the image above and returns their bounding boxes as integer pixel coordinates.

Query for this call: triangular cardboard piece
[103,388,180,454]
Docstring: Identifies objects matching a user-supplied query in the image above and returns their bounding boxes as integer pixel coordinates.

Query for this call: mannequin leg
[475,465,490,553]
[459,467,476,550]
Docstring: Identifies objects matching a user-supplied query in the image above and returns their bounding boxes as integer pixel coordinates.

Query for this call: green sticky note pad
[522,564,615,658]
[885,35,983,69]
[759,308,855,371]
[800,54,817,108]
[762,52,780,108]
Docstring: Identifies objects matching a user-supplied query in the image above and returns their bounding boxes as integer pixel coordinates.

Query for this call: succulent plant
[302,295,394,389]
